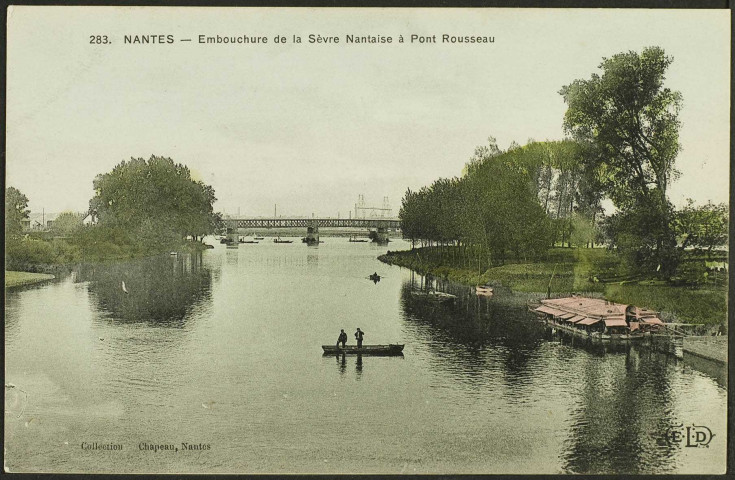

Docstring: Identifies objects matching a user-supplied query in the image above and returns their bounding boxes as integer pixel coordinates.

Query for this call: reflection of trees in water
[225,248,239,265]
[399,277,546,387]
[561,340,680,474]
[307,254,319,269]
[4,290,23,341]
[549,329,630,357]
[400,279,543,349]
[76,253,213,326]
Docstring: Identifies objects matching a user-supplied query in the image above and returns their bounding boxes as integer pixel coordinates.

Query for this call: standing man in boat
[355,328,364,349]
[337,329,347,349]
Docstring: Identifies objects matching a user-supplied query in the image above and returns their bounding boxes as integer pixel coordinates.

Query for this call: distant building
[23,211,87,231]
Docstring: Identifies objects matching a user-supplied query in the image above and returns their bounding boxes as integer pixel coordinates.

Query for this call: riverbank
[379,247,727,329]
[5,271,56,288]
[682,336,727,365]
[6,235,212,274]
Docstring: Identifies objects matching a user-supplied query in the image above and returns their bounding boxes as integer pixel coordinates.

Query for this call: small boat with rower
[322,344,404,356]
[273,237,293,244]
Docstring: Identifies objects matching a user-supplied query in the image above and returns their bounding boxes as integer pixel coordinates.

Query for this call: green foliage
[669,259,708,287]
[90,156,219,247]
[674,199,728,253]
[6,237,56,265]
[51,211,84,237]
[560,47,682,204]
[569,213,597,247]
[603,196,679,275]
[560,47,682,274]
[605,283,725,327]
[5,271,55,288]
[5,237,80,270]
[5,187,30,237]
[400,139,559,266]
[67,224,141,261]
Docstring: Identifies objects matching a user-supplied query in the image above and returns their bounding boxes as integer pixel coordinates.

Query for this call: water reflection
[399,276,547,396]
[307,254,319,269]
[226,247,239,265]
[399,279,545,349]
[399,273,710,474]
[356,354,363,378]
[76,253,213,327]
[4,290,23,342]
[561,347,680,474]
[336,353,346,375]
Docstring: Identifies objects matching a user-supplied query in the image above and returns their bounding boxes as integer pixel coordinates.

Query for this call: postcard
[4,6,729,474]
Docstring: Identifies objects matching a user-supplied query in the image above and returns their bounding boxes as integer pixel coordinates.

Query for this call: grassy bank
[5,271,56,288]
[380,246,727,328]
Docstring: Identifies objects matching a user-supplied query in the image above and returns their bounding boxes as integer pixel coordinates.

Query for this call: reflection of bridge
[226,218,401,229]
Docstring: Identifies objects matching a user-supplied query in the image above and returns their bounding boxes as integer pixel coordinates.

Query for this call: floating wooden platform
[531,296,666,341]
[322,344,404,356]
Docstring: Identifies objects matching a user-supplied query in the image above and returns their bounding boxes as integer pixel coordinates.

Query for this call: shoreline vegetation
[5,271,56,288]
[379,246,727,330]
[5,235,212,275]
[6,156,223,278]
[388,47,727,333]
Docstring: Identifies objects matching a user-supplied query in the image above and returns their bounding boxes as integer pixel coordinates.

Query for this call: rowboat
[475,285,494,296]
[322,344,404,356]
[411,290,456,303]
[273,238,293,244]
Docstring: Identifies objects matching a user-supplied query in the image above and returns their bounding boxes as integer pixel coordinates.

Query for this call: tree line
[399,47,727,276]
[6,156,223,267]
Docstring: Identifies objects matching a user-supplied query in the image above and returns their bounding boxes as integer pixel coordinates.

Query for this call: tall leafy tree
[5,187,30,237]
[560,47,682,273]
[89,156,220,248]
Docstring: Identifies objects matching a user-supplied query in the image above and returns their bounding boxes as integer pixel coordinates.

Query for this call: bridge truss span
[228,218,401,229]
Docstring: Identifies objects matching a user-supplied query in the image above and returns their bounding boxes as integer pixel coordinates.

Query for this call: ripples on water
[4,239,727,474]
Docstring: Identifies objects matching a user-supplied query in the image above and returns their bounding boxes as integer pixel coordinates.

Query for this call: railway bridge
[225,217,401,244]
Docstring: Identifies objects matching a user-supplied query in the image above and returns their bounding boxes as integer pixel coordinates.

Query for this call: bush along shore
[379,246,727,331]
[5,234,212,275]
[6,156,223,280]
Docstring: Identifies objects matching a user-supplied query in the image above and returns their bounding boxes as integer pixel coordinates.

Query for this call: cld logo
[665,424,715,448]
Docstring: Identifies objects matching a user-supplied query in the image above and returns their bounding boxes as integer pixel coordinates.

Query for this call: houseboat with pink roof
[530,296,665,341]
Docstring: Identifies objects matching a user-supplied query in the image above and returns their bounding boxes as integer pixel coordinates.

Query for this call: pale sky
[6,7,730,218]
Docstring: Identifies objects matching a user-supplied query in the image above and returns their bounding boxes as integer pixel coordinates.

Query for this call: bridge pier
[304,222,320,246]
[369,227,390,244]
[226,224,239,246]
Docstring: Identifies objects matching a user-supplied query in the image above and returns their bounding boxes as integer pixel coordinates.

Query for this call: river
[4,238,727,474]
